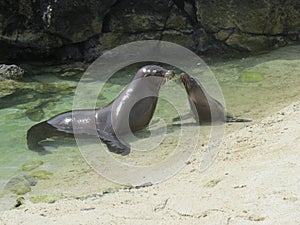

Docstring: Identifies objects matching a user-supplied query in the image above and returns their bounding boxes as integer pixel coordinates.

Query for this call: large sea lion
[27,65,175,156]
[179,72,251,124]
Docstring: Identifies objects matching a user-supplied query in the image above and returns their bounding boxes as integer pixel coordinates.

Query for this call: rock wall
[196,0,300,52]
[0,0,299,62]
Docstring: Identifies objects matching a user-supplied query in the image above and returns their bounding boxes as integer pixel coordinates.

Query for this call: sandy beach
[1,100,299,225]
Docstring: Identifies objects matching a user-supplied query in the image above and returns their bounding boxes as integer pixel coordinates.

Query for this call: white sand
[1,100,299,225]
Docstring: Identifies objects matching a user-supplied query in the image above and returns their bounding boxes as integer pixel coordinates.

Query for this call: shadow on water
[0,89,58,110]
[0,76,76,111]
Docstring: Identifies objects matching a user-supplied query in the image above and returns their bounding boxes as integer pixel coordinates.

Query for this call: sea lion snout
[140,65,174,80]
[180,72,186,80]
[179,72,190,88]
[164,70,175,79]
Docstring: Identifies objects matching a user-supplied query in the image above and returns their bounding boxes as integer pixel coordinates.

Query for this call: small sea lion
[27,65,175,155]
[179,72,251,124]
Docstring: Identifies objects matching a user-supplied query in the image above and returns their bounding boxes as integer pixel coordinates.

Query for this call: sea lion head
[135,65,175,80]
[180,72,199,94]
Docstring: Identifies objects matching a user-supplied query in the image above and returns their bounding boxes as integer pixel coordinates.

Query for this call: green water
[0,45,299,210]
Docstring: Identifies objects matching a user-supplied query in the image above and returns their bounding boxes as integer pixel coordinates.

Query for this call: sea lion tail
[226,115,252,123]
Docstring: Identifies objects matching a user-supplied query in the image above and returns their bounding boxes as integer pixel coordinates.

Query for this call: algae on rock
[30,170,53,180]
[21,160,44,172]
[239,71,264,83]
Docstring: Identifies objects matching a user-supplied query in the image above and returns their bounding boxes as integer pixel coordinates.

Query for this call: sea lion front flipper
[104,141,130,156]
[97,130,130,156]
[226,114,252,123]
[172,113,192,122]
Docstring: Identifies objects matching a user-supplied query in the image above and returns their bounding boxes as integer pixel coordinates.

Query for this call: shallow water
[0,45,299,210]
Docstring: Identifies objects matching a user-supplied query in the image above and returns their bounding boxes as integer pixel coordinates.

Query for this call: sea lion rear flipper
[27,122,52,152]
[27,121,72,154]
[97,130,130,156]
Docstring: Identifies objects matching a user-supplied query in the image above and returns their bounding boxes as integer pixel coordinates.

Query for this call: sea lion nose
[179,73,188,83]
[180,72,187,79]
[165,70,175,79]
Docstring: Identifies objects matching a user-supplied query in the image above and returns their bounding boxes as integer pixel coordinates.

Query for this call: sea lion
[27,65,175,155]
[179,72,251,124]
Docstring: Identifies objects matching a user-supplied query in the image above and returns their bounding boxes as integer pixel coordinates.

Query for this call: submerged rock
[239,71,264,83]
[15,197,25,208]
[10,186,31,195]
[21,62,87,77]
[5,176,36,195]
[21,160,44,172]
[30,170,53,180]
[0,65,24,80]
[226,33,287,52]
[25,108,45,121]
[29,195,60,204]
[0,79,32,98]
